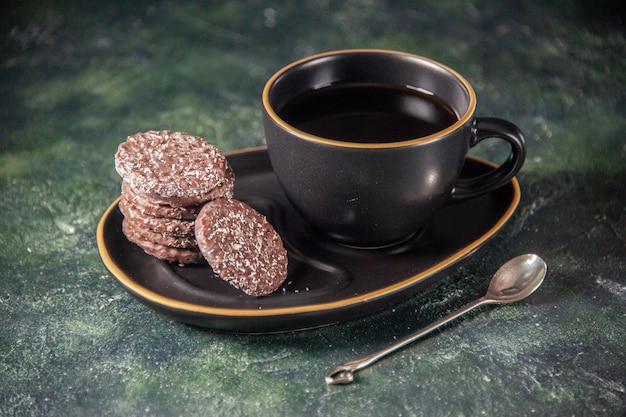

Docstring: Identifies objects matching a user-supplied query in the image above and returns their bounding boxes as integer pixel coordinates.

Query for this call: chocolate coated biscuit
[119,197,195,237]
[133,164,235,207]
[121,181,202,220]
[123,217,198,249]
[115,130,232,207]
[195,199,288,297]
[122,219,204,265]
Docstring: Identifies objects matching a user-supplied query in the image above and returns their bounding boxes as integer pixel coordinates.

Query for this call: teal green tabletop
[1,1,624,416]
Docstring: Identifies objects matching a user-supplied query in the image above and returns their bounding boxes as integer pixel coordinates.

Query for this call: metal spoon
[325,254,547,385]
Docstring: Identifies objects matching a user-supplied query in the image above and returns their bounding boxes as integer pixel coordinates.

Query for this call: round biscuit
[115,130,231,206]
[122,220,204,265]
[121,181,202,220]
[119,197,195,237]
[133,162,235,207]
[123,217,198,249]
[195,199,288,297]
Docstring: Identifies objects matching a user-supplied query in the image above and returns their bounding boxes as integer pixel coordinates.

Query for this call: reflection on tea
[279,83,459,143]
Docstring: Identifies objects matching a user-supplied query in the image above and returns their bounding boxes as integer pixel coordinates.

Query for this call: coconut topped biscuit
[115,130,231,206]
[195,198,289,297]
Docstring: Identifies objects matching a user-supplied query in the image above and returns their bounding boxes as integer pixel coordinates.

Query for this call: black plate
[97,147,520,333]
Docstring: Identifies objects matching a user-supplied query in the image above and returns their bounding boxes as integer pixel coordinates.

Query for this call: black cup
[263,49,526,247]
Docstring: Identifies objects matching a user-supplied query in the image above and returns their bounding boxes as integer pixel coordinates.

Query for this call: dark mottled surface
[1,1,624,416]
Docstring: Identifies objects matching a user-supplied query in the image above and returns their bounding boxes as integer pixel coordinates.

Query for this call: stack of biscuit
[115,129,288,297]
[115,130,234,266]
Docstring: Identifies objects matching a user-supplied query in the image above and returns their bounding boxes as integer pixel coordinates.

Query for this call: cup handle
[450,117,526,202]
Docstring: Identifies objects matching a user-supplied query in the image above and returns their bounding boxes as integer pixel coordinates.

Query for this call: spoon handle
[325,296,493,384]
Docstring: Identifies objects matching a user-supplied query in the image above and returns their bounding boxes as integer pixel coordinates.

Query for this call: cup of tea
[262,49,526,247]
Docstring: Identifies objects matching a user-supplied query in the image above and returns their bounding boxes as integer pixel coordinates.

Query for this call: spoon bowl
[484,253,547,303]
[325,254,547,385]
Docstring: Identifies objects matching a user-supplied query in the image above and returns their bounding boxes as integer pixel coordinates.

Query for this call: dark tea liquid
[278,83,459,143]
